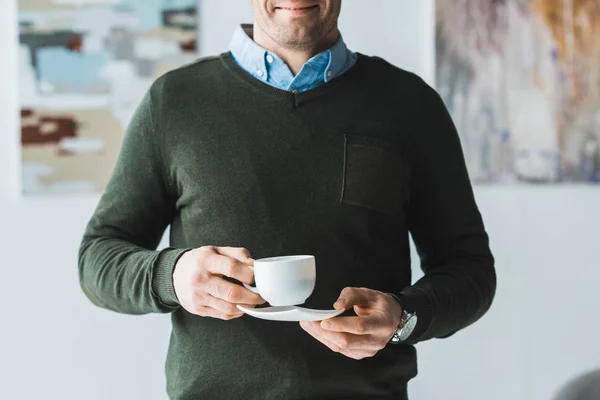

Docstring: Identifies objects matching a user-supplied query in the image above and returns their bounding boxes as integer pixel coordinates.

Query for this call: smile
[276,5,319,11]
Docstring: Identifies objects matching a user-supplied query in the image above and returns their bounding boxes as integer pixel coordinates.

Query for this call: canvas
[436,0,600,183]
[18,0,198,195]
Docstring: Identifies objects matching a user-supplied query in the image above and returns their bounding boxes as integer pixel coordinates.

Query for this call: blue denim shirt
[228,24,357,93]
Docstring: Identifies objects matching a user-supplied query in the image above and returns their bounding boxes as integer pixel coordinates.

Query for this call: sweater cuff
[390,286,435,344]
[152,248,192,308]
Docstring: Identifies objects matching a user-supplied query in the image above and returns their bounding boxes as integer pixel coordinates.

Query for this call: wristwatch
[389,310,418,344]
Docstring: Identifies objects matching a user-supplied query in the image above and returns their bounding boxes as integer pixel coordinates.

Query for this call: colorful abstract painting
[436,0,600,183]
[18,0,198,195]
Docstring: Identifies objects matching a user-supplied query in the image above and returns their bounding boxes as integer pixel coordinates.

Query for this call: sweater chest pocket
[340,134,409,217]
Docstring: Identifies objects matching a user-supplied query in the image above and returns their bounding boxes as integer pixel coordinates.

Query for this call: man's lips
[275,4,319,11]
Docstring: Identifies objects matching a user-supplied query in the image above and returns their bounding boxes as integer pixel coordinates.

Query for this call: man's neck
[250,24,339,75]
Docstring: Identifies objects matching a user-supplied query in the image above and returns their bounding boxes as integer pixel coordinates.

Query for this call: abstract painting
[436,0,600,183]
[18,0,198,195]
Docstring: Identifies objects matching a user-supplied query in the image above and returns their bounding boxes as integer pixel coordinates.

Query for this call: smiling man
[78,1,497,399]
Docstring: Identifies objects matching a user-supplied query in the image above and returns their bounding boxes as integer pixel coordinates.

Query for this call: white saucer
[237,305,345,322]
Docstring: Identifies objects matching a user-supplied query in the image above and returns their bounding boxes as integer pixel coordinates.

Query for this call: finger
[302,321,375,351]
[334,287,375,310]
[190,305,243,321]
[203,294,245,317]
[300,322,378,359]
[320,316,381,335]
[204,252,255,285]
[342,349,378,360]
[300,321,342,353]
[207,276,265,305]
[212,246,254,265]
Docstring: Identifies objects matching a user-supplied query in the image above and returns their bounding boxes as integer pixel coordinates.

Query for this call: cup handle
[243,265,260,294]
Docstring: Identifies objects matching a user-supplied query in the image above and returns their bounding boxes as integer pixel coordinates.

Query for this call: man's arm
[393,79,497,344]
[78,86,188,315]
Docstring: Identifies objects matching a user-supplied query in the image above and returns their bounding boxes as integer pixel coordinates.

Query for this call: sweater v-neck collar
[220,51,366,107]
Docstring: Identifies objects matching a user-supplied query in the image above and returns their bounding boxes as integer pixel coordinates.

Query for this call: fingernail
[321,321,332,329]
[334,298,346,308]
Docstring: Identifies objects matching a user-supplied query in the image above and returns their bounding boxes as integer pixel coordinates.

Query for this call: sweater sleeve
[78,86,189,315]
[393,79,497,344]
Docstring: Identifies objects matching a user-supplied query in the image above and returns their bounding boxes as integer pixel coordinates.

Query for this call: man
[78,1,497,399]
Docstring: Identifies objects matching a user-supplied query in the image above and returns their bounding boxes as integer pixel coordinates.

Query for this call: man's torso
[154,52,423,399]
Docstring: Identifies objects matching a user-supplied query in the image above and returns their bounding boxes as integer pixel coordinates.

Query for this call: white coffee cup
[244,255,316,306]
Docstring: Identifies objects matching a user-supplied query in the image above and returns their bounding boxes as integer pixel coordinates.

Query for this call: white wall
[1,1,598,399]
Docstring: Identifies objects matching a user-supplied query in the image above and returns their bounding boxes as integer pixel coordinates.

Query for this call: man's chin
[278,37,318,50]
[277,28,320,45]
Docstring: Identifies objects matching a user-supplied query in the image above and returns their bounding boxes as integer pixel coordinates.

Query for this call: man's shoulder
[150,53,228,93]
[358,54,435,97]
[170,53,227,76]
[360,55,420,79]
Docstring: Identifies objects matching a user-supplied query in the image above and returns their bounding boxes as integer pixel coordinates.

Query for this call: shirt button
[257,70,264,77]
[266,54,274,63]
[326,70,333,78]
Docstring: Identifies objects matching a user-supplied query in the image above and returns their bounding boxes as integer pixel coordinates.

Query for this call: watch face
[399,314,417,342]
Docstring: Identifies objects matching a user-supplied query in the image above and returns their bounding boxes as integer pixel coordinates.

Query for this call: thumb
[333,287,371,310]
[333,297,346,310]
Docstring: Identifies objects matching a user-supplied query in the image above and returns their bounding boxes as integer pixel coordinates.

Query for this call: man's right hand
[172,246,266,320]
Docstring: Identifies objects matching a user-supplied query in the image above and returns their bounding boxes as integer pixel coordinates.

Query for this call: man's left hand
[299,287,402,360]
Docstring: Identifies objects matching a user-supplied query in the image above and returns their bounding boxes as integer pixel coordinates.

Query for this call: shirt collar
[228,23,350,83]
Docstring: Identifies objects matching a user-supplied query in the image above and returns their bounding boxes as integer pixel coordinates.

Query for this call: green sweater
[79,52,496,400]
